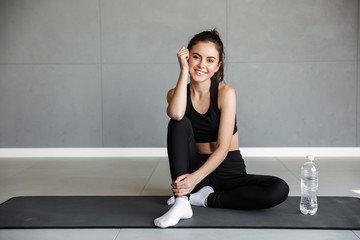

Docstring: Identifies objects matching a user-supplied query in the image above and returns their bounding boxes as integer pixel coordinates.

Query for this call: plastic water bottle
[300,155,318,215]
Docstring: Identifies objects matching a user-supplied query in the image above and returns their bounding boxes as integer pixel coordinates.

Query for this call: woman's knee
[276,178,290,201]
[167,116,194,148]
[168,116,192,134]
[263,177,290,208]
[168,116,191,128]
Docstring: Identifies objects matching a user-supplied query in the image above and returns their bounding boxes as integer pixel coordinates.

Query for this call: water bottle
[300,155,318,215]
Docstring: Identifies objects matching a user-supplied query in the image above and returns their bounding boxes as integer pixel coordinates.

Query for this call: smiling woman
[186,29,225,84]
[154,29,290,228]
[187,42,221,83]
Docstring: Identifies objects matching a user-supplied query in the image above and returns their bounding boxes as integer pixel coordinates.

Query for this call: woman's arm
[166,47,189,120]
[172,85,237,196]
[195,85,236,179]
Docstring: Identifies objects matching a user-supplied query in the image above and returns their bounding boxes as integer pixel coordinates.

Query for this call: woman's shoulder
[218,83,236,97]
[217,82,236,108]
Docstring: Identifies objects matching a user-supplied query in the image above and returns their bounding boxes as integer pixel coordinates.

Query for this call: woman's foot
[167,186,214,207]
[190,186,214,207]
[154,197,193,228]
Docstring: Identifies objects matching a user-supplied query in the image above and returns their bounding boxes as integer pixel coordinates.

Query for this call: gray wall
[0,0,358,148]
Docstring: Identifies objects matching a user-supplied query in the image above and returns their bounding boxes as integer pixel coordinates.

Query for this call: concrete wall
[0,0,358,147]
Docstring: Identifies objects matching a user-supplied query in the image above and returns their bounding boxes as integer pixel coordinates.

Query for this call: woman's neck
[189,79,211,97]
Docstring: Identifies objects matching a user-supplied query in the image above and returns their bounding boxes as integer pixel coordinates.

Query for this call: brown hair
[187,29,225,83]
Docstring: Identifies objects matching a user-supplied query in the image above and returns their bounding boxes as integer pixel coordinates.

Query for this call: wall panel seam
[99,0,104,147]
[357,0,360,146]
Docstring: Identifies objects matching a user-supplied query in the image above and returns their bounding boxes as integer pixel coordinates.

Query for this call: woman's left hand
[171,173,197,197]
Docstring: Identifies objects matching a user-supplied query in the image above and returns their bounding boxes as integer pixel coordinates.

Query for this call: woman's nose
[197,59,206,68]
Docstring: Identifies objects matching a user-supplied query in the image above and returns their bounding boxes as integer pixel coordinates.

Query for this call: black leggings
[167,117,290,210]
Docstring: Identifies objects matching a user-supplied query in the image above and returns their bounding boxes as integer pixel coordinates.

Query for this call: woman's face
[188,41,221,83]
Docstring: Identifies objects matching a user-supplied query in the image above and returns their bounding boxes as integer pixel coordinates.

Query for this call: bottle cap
[306,155,315,161]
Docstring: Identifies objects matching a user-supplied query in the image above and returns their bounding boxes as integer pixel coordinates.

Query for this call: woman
[154,29,289,228]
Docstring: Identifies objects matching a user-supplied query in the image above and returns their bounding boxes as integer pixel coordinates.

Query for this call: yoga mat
[0,196,359,229]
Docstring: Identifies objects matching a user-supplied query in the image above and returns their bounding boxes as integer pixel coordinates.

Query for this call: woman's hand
[171,173,196,197]
[177,47,189,72]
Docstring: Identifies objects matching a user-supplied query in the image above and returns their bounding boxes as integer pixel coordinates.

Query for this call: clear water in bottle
[300,155,318,215]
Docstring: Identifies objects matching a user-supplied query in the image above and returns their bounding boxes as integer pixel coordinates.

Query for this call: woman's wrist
[191,170,205,186]
[180,68,189,78]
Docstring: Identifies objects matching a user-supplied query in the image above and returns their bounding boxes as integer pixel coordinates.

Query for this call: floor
[0,156,359,240]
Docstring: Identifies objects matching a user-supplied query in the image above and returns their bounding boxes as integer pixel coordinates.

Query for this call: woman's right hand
[177,47,189,72]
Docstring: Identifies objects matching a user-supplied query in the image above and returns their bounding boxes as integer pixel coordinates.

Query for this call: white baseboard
[0,147,359,158]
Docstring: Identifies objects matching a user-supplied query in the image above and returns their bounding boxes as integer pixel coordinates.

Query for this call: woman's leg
[167,117,210,193]
[154,117,209,228]
[207,174,290,209]
[205,151,289,209]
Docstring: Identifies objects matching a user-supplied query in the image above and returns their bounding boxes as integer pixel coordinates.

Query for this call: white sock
[189,186,214,207]
[167,186,214,207]
[154,197,193,228]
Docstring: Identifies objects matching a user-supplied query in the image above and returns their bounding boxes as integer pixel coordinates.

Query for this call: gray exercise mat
[0,196,359,229]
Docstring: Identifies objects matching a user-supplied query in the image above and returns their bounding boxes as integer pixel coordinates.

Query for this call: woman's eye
[193,56,200,59]
[208,59,214,63]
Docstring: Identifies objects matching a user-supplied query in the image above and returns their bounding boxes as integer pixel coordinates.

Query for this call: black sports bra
[185,80,238,143]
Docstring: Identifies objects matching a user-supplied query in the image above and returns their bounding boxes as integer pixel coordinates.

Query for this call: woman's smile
[194,69,207,76]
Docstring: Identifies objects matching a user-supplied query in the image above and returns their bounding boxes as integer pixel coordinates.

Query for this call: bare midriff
[195,132,239,155]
